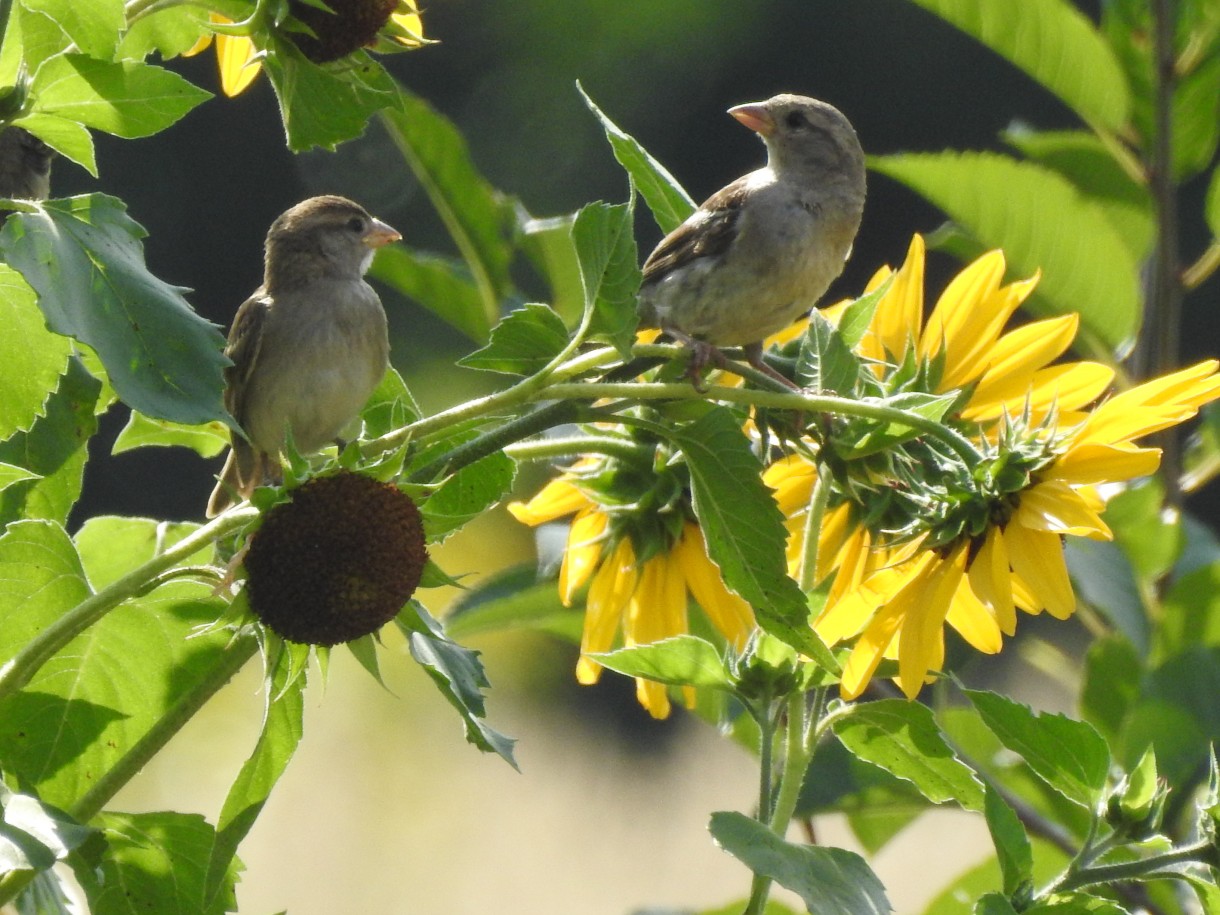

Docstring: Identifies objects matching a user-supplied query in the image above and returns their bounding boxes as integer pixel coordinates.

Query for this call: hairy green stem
[798,472,829,592]
[540,381,985,466]
[1050,839,1215,895]
[505,434,652,467]
[0,508,257,705]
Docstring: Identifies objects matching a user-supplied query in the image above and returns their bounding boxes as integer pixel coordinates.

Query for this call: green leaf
[86,812,238,915]
[903,0,1130,130]
[7,113,96,176]
[578,83,696,234]
[0,518,230,809]
[0,358,100,527]
[1080,634,1142,743]
[204,658,305,909]
[984,784,1032,897]
[379,83,517,338]
[360,366,420,440]
[443,564,583,642]
[840,392,959,459]
[1207,165,1220,238]
[261,41,397,152]
[966,689,1110,808]
[368,246,492,343]
[1173,54,1220,179]
[0,462,40,492]
[798,310,862,394]
[870,152,1141,356]
[974,895,1021,915]
[419,448,516,542]
[458,303,570,375]
[1161,561,1220,662]
[673,408,839,673]
[1126,647,1220,786]
[1003,129,1154,262]
[0,194,231,427]
[1024,895,1129,915]
[0,783,97,875]
[398,604,518,768]
[796,734,929,854]
[0,264,70,441]
[111,411,229,458]
[709,811,892,915]
[30,54,210,138]
[572,199,640,355]
[19,0,123,60]
[117,4,209,60]
[1106,478,1182,583]
[592,635,733,689]
[832,699,986,812]
[519,212,585,327]
[0,520,90,676]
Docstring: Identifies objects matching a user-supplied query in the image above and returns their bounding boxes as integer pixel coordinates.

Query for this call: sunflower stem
[0,507,257,705]
[504,435,653,467]
[797,471,830,592]
[1047,838,1216,896]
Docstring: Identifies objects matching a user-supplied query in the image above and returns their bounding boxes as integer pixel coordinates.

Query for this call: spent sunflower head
[244,470,428,645]
[774,235,1220,700]
[185,0,429,97]
[509,443,756,719]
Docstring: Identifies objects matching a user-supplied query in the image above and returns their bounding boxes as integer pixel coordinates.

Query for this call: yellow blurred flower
[775,235,1220,700]
[508,461,754,719]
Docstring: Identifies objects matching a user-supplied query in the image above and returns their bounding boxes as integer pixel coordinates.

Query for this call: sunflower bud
[288,0,398,63]
[244,471,428,645]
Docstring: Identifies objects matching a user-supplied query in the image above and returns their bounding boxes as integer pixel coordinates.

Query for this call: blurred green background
[51,0,1218,911]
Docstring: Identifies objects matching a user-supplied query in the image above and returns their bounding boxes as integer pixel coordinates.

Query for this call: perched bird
[637,94,866,384]
[207,195,400,517]
[0,127,54,200]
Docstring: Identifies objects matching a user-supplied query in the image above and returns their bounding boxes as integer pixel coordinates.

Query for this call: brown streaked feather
[641,178,749,285]
[222,292,270,428]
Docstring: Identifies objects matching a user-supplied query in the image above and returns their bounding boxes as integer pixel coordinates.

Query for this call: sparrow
[0,127,54,200]
[207,195,400,517]
[636,94,866,385]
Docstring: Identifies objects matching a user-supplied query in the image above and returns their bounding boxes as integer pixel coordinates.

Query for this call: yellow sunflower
[771,235,1220,700]
[186,1,427,98]
[508,460,755,719]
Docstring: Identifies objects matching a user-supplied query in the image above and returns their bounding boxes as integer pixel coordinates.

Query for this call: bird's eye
[784,111,807,130]
[346,216,366,233]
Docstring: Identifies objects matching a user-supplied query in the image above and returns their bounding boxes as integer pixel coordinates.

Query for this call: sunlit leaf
[592,635,733,689]
[19,0,123,60]
[419,449,516,542]
[0,358,100,527]
[30,54,210,138]
[458,303,570,375]
[578,83,696,234]
[368,245,492,343]
[966,689,1110,808]
[7,112,96,175]
[85,812,238,915]
[903,0,1130,130]
[833,699,986,812]
[111,412,229,458]
[572,199,640,355]
[0,264,70,441]
[871,152,1140,357]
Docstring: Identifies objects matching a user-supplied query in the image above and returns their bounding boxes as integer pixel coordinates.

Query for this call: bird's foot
[743,342,800,391]
[662,325,726,392]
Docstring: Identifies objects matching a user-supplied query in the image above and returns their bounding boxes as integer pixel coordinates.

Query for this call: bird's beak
[728,102,775,137]
[363,217,402,248]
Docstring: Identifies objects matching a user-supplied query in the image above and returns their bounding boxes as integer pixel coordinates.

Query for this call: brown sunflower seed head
[288,0,398,63]
[245,470,428,645]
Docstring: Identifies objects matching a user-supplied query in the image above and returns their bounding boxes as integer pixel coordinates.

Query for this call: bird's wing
[640,178,749,285]
[223,290,270,428]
